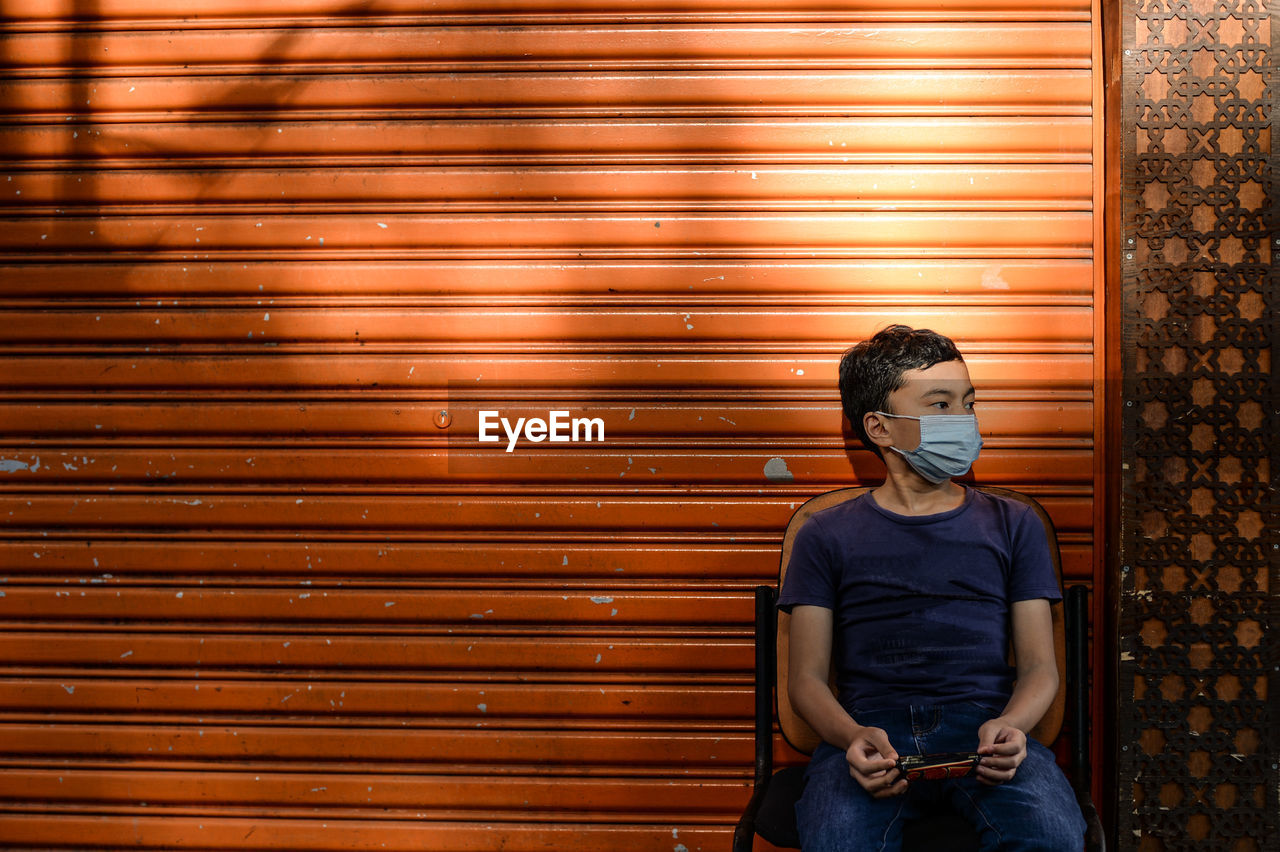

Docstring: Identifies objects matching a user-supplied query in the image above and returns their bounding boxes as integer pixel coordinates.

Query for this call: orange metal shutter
[0,1,1104,849]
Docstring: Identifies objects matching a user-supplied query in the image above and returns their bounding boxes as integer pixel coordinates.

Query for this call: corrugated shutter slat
[0,1,1101,847]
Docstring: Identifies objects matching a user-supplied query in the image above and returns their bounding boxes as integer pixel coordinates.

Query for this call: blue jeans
[795,703,1086,851]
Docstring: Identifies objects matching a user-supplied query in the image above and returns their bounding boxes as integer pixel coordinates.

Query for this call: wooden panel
[0,1,1103,849]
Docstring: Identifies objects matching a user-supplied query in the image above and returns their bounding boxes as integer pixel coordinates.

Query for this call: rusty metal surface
[0,1,1104,848]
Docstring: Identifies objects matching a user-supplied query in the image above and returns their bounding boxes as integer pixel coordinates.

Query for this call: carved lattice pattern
[1118,0,1275,849]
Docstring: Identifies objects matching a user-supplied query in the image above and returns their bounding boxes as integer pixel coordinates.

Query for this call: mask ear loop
[870,411,920,455]
[867,410,907,455]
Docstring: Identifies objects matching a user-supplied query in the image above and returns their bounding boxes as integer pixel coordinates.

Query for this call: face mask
[873,412,983,484]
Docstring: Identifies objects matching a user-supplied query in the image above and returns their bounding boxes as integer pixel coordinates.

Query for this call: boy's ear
[862,411,895,450]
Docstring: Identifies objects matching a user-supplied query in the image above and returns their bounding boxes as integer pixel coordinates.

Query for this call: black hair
[838,324,964,458]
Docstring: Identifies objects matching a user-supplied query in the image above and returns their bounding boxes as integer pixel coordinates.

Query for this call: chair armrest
[734,586,780,852]
[733,784,768,852]
[1065,584,1090,792]
[1078,789,1106,852]
[751,585,778,787]
[1065,585,1105,851]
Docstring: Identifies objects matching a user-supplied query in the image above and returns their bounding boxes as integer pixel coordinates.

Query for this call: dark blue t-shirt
[777,486,1061,714]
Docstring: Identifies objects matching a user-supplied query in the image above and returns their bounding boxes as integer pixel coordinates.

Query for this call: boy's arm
[975,597,1058,785]
[788,604,907,798]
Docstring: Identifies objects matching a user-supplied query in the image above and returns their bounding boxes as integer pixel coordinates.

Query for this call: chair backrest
[776,485,1067,755]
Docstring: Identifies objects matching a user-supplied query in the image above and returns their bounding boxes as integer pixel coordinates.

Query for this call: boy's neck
[872,462,967,516]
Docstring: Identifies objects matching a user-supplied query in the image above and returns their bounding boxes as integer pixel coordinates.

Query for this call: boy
[778,325,1086,851]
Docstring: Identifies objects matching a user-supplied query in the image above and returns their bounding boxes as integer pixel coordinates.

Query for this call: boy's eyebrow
[920,385,976,399]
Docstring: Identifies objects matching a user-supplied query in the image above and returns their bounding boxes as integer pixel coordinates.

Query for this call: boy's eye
[965,400,977,410]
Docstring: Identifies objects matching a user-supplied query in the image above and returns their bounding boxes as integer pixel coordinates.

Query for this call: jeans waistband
[848,699,1002,718]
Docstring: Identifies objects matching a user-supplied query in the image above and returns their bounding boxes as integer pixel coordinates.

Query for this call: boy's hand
[845,725,907,798]
[976,718,1027,785]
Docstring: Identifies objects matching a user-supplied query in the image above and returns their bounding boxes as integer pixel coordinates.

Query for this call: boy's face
[866,359,976,453]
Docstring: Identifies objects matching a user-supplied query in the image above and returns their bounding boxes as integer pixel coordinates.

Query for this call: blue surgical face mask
[873,411,983,484]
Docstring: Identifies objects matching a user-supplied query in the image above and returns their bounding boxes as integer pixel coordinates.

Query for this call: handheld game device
[895,752,982,782]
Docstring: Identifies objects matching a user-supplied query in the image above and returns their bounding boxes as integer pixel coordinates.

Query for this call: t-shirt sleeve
[1007,504,1062,603]
[776,514,838,612]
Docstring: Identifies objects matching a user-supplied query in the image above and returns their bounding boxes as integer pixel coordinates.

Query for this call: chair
[734,485,1105,851]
